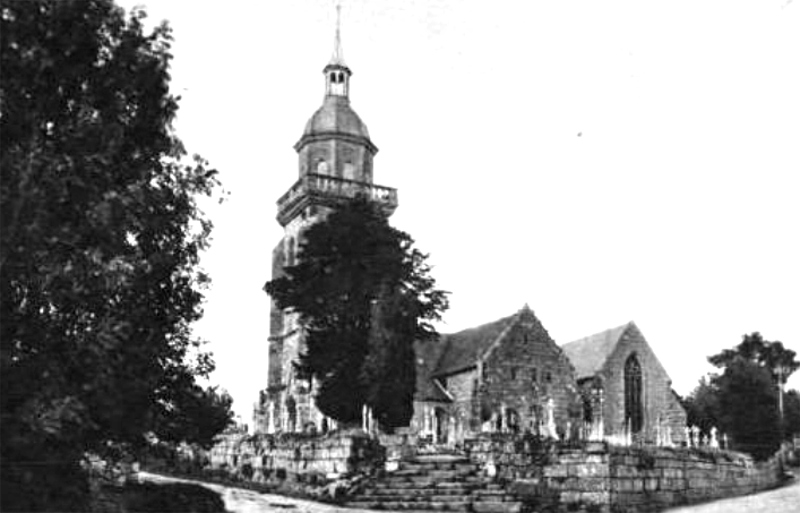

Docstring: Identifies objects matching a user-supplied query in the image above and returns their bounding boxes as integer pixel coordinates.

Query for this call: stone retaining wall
[603,446,782,512]
[464,433,554,481]
[464,434,788,512]
[207,430,384,483]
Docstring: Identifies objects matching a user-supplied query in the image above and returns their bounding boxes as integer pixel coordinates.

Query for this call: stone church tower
[254,10,398,434]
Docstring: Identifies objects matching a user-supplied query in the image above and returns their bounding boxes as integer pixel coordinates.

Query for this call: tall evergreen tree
[266,197,448,428]
[0,1,230,509]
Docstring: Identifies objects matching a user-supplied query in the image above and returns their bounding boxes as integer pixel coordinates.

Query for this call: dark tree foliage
[709,332,799,383]
[784,390,800,440]
[154,386,234,451]
[715,360,781,460]
[362,286,420,430]
[266,197,448,428]
[0,1,231,510]
[682,377,720,436]
[685,332,799,461]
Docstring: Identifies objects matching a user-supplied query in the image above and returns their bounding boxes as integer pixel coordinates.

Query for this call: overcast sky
[122,0,800,424]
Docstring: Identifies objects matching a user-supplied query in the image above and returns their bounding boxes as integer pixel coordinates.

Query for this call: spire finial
[331,2,345,66]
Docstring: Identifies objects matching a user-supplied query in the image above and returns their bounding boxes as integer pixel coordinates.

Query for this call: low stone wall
[464,433,554,480]
[535,442,613,509]
[207,430,384,483]
[604,446,783,512]
[464,434,788,512]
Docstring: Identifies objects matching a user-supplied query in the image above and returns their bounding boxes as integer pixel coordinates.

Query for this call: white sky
[122,0,800,424]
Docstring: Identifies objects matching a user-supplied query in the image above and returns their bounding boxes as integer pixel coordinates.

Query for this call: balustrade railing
[277,173,397,223]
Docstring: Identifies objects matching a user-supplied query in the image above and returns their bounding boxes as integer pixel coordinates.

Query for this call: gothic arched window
[624,354,643,433]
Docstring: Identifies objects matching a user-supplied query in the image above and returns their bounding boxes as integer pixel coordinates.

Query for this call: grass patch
[93,481,226,513]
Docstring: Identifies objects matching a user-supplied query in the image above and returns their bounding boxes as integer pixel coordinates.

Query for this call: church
[253,14,686,446]
[409,309,687,445]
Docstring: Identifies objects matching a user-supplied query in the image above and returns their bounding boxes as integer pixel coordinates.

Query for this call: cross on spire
[324,2,351,97]
[330,2,345,66]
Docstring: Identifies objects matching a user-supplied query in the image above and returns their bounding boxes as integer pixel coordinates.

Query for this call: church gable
[565,322,687,442]
[561,323,628,381]
[477,308,580,432]
[414,338,452,403]
[600,323,671,386]
[432,313,516,377]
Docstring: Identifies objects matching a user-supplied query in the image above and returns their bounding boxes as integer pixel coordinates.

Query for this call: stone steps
[363,486,473,496]
[471,490,517,501]
[359,493,518,503]
[472,502,523,513]
[345,500,473,511]
[352,494,474,503]
[346,453,522,513]
[346,500,522,513]
[388,469,472,480]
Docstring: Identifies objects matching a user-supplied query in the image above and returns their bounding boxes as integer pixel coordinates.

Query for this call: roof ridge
[441,311,517,337]
[562,321,631,347]
[561,322,634,380]
[432,311,519,377]
[478,313,522,365]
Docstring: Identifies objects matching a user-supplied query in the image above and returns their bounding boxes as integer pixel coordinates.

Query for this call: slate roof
[303,95,371,139]
[560,322,631,380]
[414,338,451,402]
[432,313,517,377]
[413,307,637,402]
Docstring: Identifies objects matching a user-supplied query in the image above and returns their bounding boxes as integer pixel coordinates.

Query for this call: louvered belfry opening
[624,354,643,433]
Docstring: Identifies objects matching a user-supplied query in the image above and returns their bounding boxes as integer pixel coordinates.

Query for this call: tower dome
[295,4,376,154]
[301,95,370,140]
[278,3,395,228]
[293,4,378,178]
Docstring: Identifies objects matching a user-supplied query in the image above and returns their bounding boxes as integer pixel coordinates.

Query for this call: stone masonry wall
[464,433,554,481]
[445,370,477,434]
[604,446,782,512]
[464,434,786,512]
[479,321,581,435]
[207,431,384,483]
[599,324,687,443]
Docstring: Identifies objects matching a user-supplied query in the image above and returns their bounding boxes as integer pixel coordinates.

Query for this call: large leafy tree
[682,376,720,436]
[784,390,800,440]
[708,332,799,381]
[0,1,230,510]
[266,197,448,429]
[708,332,798,441]
[685,332,799,460]
[715,359,782,460]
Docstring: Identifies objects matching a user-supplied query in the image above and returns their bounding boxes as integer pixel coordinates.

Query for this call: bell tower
[254,5,398,434]
[324,4,350,98]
